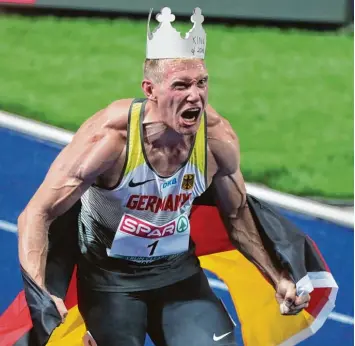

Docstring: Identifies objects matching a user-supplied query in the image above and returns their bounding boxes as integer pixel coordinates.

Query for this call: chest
[144,143,193,177]
[97,142,195,189]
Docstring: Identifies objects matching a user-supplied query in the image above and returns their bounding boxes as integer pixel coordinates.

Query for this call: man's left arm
[210,133,310,315]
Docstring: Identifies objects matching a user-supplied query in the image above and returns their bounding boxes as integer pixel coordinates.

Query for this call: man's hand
[275,273,310,315]
[50,295,68,323]
[83,331,98,346]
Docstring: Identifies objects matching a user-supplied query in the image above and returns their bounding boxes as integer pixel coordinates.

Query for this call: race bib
[107,213,190,262]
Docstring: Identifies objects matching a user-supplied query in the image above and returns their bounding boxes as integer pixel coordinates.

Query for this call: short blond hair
[143,59,165,83]
[143,58,205,83]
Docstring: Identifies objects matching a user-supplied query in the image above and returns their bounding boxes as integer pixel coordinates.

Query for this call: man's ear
[141,79,157,101]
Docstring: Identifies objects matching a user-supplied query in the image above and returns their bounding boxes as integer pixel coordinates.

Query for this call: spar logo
[177,215,189,233]
[118,214,177,238]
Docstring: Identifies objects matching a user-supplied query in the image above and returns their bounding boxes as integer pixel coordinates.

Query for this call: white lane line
[0,110,73,145]
[207,278,354,325]
[328,311,355,325]
[0,220,17,233]
[0,110,353,228]
[208,277,229,290]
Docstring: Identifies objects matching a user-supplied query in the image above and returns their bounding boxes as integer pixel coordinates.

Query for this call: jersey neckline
[139,99,198,180]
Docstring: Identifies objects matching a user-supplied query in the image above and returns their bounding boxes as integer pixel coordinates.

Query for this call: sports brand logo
[213,332,233,341]
[181,174,195,190]
[128,178,155,188]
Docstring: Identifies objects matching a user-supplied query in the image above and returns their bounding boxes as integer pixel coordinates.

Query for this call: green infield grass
[0,15,352,198]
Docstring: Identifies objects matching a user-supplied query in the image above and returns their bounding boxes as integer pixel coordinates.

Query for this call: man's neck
[143,100,194,150]
[143,122,194,150]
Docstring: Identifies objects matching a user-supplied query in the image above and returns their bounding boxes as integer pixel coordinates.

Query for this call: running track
[0,127,353,345]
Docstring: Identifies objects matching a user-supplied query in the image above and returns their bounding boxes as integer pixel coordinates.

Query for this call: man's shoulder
[101,98,135,131]
[205,104,239,175]
[205,104,238,142]
[74,98,137,142]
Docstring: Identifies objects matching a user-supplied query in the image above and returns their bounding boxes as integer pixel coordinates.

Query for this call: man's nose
[187,85,200,103]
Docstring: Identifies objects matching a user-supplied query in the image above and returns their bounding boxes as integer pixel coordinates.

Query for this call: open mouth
[180,107,201,125]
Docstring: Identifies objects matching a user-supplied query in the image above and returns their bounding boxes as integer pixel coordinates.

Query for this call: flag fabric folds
[0,186,338,346]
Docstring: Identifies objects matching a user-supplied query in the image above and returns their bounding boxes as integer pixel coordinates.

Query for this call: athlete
[17,8,310,346]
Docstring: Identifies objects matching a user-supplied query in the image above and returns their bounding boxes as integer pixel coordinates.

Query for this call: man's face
[153,59,209,135]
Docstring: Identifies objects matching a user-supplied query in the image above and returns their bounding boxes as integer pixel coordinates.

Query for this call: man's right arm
[18,106,124,292]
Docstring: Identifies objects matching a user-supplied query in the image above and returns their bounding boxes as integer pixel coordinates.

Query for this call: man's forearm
[228,205,283,287]
[18,209,51,289]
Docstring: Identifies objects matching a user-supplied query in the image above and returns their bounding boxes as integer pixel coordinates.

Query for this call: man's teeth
[181,108,200,123]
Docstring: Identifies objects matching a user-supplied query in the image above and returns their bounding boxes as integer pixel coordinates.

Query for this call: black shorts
[77,270,237,346]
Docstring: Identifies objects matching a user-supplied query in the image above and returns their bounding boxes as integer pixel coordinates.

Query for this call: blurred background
[0,0,353,345]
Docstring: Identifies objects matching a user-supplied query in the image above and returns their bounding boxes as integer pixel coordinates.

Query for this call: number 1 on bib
[147,240,159,256]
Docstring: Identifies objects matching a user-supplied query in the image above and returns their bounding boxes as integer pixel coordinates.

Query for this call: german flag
[0,187,338,346]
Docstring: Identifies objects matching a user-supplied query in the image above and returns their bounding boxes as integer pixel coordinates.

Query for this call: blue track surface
[0,127,353,345]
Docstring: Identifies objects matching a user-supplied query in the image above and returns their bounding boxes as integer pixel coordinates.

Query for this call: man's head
[142,58,208,135]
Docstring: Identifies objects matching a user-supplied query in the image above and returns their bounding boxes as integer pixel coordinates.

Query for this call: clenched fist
[50,295,68,323]
[275,273,310,315]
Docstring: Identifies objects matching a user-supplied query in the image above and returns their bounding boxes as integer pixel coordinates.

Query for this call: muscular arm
[207,111,282,287]
[207,106,310,314]
[213,168,283,287]
[18,105,126,290]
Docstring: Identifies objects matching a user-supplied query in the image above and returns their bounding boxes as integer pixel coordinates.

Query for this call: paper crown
[146,7,206,59]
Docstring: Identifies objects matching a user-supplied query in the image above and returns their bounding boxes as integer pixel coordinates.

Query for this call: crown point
[146,7,206,59]
[156,7,175,23]
[191,7,204,24]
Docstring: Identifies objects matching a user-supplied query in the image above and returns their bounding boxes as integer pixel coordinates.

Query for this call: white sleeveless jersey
[80,99,207,263]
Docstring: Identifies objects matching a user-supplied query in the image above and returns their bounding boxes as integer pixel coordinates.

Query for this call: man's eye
[198,78,207,87]
[173,82,188,90]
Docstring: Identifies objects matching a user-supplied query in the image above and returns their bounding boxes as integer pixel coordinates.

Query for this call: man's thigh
[78,280,148,346]
[148,271,237,346]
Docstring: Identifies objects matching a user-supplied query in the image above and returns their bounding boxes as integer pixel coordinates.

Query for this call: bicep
[207,114,250,225]
[213,169,247,218]
[26,128,120,219]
